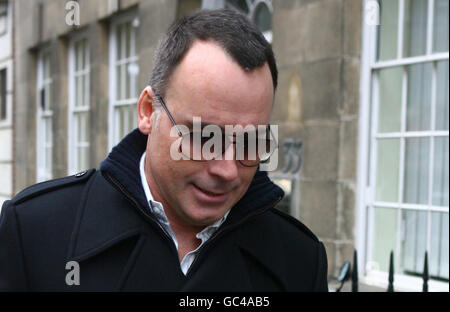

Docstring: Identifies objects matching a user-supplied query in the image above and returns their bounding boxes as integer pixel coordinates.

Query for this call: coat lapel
[66,171,186,291]
[67,171,144,262]
[235,218,289,291]
[66,171,146,290]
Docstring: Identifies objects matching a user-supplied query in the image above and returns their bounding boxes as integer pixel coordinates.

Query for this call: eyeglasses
[154,94,278,167]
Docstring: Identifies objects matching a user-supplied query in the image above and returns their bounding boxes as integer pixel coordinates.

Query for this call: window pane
[81,40,86,70]
[118,106,126,140]
[125,63,131,99]
[81,75,85,107]
[131,21,138,57]
[226,0,249,14]
[376,139,400,202]
[84,113,89,143]
[45,118,52,145]
[400,209,427,274]
[0,69,6,120]
[125,22,131,59]
[404,137,429,205]
[77,114,82,145]
[403,0,428,58]
[83,146,89,170]
[373,207,398,272]
[378,67,403,133]
[433,0,449,53]
[81,112,88,143]
[116,64,122,100]
[430,212,449,279]
[79,42,83,71]
[129,104,137,131]
[45,146,52,179]
[433,137,449,207]
[436,60,449,130]
[77,146,82,172]
[406,63,432,131]
[77,146,89,172]
[117,24,122,60]
[74,75,79,107]
[46,83,52,111]
[84,72,89,107]
[253,3,272,33]
[75,43,79,72]
[127,62,139,99]
[378,0,399,61]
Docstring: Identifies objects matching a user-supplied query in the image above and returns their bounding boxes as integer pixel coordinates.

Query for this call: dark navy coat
[0,129,328,291]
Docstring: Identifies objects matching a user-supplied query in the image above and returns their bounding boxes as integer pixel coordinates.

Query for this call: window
[359,0,449,290]
[225,0,273,43]
[0,68,6,121]
[109,14,139,148]
[68,37,90,174]
[36,50,53,182]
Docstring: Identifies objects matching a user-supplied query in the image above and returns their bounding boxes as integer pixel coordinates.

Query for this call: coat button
[75,170,87,177]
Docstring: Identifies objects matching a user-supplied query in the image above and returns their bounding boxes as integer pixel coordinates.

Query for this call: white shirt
[139,152,229,275]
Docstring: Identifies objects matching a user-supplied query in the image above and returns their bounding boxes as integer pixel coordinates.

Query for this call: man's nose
[207,143,239,182]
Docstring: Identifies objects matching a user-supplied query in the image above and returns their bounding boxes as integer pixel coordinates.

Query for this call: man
[0,9,328,291]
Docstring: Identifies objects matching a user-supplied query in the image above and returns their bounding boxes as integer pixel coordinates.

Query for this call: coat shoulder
[267,207,320,243]
[11,169,96,205]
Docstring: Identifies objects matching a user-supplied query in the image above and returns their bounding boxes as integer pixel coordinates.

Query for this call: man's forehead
[166,41,273,108]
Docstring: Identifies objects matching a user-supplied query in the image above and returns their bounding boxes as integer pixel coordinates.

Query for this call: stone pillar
[272,0,362,277]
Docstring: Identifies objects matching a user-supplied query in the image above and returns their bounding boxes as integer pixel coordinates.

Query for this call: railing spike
[387,250,394,292]
[352,249,358,292]
[423,251,429,292]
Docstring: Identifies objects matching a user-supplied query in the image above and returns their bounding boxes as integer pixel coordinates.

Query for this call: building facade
[8,0,449,291]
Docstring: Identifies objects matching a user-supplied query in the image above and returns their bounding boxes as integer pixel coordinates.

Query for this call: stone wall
[271,0,362,277]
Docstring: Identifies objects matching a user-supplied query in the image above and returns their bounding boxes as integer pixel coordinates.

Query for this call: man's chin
[181,206,229,227]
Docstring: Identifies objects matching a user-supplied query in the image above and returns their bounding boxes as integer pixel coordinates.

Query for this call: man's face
[142,40,274,227]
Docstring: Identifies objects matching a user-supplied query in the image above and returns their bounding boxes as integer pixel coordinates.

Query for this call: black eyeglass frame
[154,93,278,167]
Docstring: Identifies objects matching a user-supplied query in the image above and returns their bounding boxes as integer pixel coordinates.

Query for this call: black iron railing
[335,249,431,292]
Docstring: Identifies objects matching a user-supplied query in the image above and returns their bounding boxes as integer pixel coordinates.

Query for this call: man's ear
[137,86,158,135]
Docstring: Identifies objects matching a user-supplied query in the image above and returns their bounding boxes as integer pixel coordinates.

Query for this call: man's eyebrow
[182,119,226,132]
[181,119,263,136]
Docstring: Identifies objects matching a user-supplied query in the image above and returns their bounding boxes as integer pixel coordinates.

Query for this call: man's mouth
[191,183,229,203]
[193,183,225,196]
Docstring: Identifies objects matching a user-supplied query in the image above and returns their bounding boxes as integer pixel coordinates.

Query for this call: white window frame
[108,11,139,149]
[357,0,449,291]
[68,34,90,175]
[36,48,53,182]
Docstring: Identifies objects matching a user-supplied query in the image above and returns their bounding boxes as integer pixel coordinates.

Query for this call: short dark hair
[149,9,278,98]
